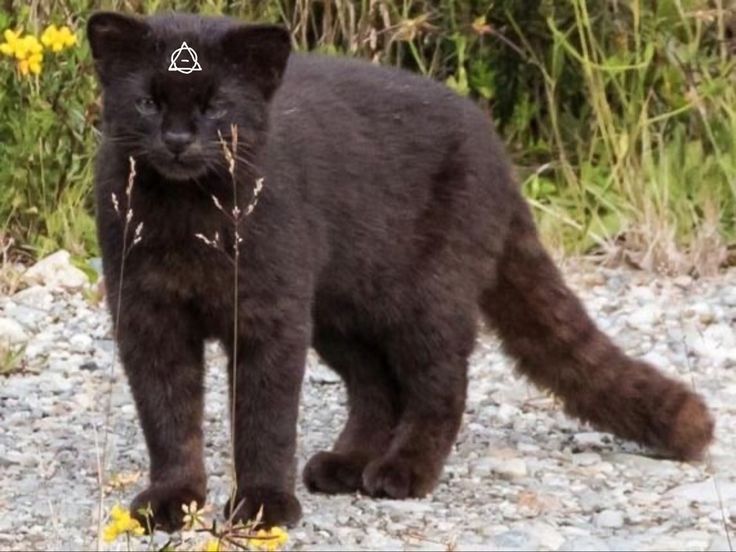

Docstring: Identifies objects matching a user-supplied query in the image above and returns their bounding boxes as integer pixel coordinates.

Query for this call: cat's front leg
[223,314,308,528]
[115,296,207,533]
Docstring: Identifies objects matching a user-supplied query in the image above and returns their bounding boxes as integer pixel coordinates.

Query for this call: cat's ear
[221,25,291,100]
[87,12,151,83]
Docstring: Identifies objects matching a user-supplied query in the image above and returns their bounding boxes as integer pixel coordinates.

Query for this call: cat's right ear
[221,25,292,100]
[87,12,151,84]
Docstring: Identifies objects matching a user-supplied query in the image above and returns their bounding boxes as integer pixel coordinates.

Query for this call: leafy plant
[1,0,735,274]
[0,342,26,375]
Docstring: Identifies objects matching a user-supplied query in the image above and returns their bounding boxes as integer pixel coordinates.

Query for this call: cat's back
[273,53,486,141]
[266,53,513,297]
[280,53,460,105]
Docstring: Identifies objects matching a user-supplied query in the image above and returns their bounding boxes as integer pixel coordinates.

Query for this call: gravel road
[0,260,734,551]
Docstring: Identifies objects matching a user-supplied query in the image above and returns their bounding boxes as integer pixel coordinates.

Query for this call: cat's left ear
[87,12,152,84]
[221,24,291,100]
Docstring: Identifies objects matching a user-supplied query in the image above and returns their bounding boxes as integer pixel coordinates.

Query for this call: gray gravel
[0,258,735,551]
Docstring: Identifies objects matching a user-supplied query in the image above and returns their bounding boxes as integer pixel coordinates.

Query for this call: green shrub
[1,1,734,273]
[0,6,98,258]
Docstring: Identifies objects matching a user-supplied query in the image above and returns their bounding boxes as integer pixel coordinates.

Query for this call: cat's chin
[153,160,209,182]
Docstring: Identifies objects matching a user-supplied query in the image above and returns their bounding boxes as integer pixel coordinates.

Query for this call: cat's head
[87,12,291,181]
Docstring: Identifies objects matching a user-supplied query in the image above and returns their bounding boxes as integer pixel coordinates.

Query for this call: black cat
[87,11,714,531]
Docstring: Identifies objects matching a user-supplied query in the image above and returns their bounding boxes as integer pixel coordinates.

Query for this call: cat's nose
[163,130,194,155]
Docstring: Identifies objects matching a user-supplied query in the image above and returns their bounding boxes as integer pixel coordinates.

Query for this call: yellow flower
[27,52,42,74]
[13,35,42,60]
[102,504,145,543]
[204,539,221,552]
[246,527,288,551]
[1,29,20,56]
[1,31,43,76]
[41,24,76,52]
[3,29,20,43]
[0,29,21,57]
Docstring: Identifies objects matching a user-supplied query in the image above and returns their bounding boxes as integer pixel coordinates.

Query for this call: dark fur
[87,12,714,531]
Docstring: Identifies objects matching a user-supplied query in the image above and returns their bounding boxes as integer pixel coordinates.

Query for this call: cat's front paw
[224,487,302,528]
[130,480,206,533]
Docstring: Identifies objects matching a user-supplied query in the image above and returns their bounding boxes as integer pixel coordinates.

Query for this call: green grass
[1,0,735,274]
[516,0,736,274]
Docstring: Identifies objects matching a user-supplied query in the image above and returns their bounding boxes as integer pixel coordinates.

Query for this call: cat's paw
[130,481,206,533]
[362,456,437,499]
[224,487,302,528]
[303,451,367,494]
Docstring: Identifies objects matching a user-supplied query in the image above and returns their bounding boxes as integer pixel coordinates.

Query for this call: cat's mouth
[152,154,209,181]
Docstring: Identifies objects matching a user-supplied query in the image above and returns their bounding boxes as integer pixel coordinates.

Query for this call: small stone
[10,285,53,307]
[674,530,711,549]
[572,452,601,466]
[23,330,56,359]
[627,305,662,330]
[307,363,341,384]
[360,528,403,549]
[2,303,47,330]
[560,536,611,551]
[609,453,681,476]
[666,480,736,503]
[528,523,564,551]
[493,530,539,550]
[382,499,434,514]
[582,272,606,287]
[496,403,520,424]
[699,311,716,325]
[22,250,88,290]
[0,317,28,344]
[2,451,36,467]
[573,432,611,449]
[709,535,733,551]
[723,292,736,307]
[69,334,93,353]
[595,509,624,529]
[492,458,527,480]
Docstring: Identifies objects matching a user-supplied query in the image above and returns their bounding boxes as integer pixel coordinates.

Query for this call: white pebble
[69,333,93,353]
[595,509,625,529]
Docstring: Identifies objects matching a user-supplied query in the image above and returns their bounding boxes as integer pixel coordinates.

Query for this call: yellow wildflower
[246,527,288,551]
[102,504,145,543]
[13,35,42,60]
[0,29,21,56]
[203,539,221,552]
[17,52,42,75]
[41,24,76,52]
[0,31,43,76]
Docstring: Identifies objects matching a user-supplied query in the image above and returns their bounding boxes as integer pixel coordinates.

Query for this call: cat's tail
[480,196,714,460]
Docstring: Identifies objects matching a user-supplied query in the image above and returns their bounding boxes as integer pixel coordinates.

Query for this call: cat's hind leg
[360,301,477,499]
[304,327,400,494]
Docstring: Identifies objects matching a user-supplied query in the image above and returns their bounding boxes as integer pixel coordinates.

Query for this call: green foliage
[0,342,26,375]
[1,0,735,273]
[0,4,98,258]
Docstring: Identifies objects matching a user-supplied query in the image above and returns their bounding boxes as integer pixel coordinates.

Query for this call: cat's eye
[135,97,158,116]
[204,103,227,120]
